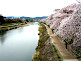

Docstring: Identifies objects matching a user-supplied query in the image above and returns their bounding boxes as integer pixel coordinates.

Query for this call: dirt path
[44,24,78,61]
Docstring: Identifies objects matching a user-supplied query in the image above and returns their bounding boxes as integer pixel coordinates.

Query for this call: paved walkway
[44,24,78,61]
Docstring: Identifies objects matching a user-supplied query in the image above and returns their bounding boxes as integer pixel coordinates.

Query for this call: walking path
[44,24,78,61]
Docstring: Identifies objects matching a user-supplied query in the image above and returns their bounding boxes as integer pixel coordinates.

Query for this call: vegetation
[0,28,8,32]
[52,44,62,61]
[0,15,35,27]
[0,15,24,25]
[33,23,50,61]
[0,15,5,24]
[57,35,74,45]
[37,24,49,49]
[51,29,54,32]
[42,22,50,28]
[47,25,50,27]
[33,23,62,61]
[43,22,46,25]
[33,52,40,61]
[57,35,81,59]
[1,23,13,26]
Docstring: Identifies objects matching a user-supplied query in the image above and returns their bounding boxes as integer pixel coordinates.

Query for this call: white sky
[0,0,77,17]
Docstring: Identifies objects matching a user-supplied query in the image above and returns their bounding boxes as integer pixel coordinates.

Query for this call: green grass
[17,22,24,24]
[43,22,46,25]
[46,35,50,40]
[77,56,81,58]
[1,22,24,26]
[47,25,50,27]
[39,29,42,33]
[34,55,40,61]
[0,28,8,32]
[52,44,62,61]
[33,51,41,61]
[34,24,49,61]
[1,23,13,26]
[75,53,81,58]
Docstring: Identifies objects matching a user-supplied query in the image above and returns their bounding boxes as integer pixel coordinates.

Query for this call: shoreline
[32,23,79,61]
[0,23,29,32]
[32,23,61,61]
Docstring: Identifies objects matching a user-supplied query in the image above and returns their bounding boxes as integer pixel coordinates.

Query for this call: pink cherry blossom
[40,3,81,57]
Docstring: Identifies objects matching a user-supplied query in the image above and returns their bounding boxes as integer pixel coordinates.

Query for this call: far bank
[0,23,29,32]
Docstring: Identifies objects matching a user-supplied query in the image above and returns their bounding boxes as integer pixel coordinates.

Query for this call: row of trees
[0,15,36,25]
[0,15,24,25]
[0,15,5,24]
[26,19,34,22]
[5,18,23,23]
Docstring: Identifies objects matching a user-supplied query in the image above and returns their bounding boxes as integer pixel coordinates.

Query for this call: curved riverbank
[33,23,61,61]
[0,22,38,61]
[44,24,78,61]
[0,23,29,32]
[33,23,79,61]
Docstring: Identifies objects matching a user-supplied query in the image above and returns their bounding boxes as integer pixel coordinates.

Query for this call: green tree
[0,15,5,24]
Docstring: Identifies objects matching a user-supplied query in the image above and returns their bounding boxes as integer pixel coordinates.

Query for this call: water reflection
[0,37,5,44]
[0,22,39,61]
[0,32,7,44]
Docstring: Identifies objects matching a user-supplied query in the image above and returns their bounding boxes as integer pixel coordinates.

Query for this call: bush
[47,25,50,27]
[52,44,62,61]
[43,22,46,24]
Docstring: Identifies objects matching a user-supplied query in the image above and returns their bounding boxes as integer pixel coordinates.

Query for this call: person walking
[64,40,67,49]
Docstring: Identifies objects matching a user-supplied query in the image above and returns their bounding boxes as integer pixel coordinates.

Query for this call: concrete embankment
[0,23,28,32]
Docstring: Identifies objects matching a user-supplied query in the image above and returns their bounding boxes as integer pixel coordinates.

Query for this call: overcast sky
[0,0,77,17]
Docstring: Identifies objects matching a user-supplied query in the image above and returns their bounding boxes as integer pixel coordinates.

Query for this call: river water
[0,22,39,61]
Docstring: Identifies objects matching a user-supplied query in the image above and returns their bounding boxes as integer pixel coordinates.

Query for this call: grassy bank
[0,22,25,26]
[33,23,49,61]
[52,44,62,61]
[0,23,28,33]
[33,23,61,61]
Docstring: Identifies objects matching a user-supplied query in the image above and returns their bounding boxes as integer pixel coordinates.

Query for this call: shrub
[47,25,50,27]
[52,44,62,61]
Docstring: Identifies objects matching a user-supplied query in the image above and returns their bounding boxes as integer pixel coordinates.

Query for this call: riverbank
[32,23,61,61]
[0,23,29,32]
[0,22,39,61]
[33,23,79,61]
[44,24,78,61]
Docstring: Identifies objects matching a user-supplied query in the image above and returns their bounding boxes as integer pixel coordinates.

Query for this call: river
[0,22,39,61]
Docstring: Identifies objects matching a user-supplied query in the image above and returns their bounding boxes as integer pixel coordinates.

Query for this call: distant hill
[4,16,19,18]
[20,16,48,21]
[4,16,48,21]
